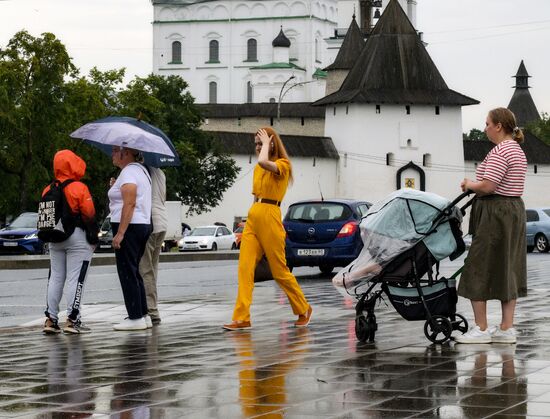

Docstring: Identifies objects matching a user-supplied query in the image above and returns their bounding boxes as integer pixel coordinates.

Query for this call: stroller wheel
[451,313,469,334]
[355,315,376,343]
[355,314,378,342]
[355,316,369,342]
[424,315,453,344]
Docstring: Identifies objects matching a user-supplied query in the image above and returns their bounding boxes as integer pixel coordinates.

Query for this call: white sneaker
[113,317,147,331]
[144,315,153,329]
[491,326,517,344]
[454,325,492,344]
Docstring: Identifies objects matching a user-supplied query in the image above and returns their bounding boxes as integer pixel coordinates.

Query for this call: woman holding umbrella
[70,116,180,331]
[109,146,152,331]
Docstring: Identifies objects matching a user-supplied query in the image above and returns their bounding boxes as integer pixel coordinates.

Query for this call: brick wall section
[201,116,325,136]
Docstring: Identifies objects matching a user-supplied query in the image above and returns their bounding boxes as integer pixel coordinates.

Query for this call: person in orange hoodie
[42,150,98,335]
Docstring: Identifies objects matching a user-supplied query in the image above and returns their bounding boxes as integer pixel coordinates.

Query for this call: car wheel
[231,242,237,250]
[535,234,549,253]
[211,242,217,251]
[527,245,534,253]
[319,264,334,275]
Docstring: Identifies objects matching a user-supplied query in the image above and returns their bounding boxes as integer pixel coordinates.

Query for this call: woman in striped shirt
[455,107,527,344]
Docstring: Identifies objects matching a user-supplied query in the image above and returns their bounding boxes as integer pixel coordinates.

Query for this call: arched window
[171,41,182,63]
[247,39,257,61]
[246,81,253,103]
[209,40,219,62]
[209,81,217,103]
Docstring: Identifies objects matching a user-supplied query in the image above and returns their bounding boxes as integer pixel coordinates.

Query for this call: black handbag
[254,256,273,282]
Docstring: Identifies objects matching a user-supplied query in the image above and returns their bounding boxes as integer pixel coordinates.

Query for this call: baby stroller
[333,189,474,344]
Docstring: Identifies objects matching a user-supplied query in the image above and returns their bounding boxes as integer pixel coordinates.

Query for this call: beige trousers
[139,231,166,320]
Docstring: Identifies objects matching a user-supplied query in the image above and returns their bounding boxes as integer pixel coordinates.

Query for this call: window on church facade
[247,81,253,103]
[386,153,394,166]
[423,153,431,167]
[247,39,257,61]
[406,105,410,115]
[209,40,219,62]
[435,106,440,115]
[209,81,217,103]
[376,105,381,113]
[171,41,182,63]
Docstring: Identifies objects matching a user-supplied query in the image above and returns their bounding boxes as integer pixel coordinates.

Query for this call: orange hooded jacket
[42,149,96,224]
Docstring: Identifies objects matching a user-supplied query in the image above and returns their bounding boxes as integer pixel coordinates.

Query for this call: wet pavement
[1,254,550,418]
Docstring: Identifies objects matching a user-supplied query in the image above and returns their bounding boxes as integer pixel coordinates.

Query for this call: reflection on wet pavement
[1,254,550,417]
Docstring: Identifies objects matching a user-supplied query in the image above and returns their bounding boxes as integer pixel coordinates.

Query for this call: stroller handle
[433,190,475,225]
[449,190,474,208]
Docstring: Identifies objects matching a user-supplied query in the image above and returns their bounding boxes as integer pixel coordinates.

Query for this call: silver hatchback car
[526,208,550,253]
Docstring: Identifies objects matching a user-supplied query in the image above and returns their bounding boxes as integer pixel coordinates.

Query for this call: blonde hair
[488,108,525,144]
[257,127,293,184]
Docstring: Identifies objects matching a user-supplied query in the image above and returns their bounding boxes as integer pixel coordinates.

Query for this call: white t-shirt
[148,166,168,233]
[108,163,152,224]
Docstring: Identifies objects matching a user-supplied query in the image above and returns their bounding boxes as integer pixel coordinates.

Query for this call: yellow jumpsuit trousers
[232,159,310,322]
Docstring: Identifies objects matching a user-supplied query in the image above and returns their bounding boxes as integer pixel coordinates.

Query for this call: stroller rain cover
[333,189,463,296]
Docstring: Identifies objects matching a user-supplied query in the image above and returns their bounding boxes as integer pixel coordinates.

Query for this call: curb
[0,251,240,270]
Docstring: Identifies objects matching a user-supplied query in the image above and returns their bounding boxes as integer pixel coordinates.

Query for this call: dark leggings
[112,223,151,319]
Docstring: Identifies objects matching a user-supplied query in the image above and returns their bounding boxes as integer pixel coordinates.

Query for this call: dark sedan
[0,212,48,255]
[283,199,371,274]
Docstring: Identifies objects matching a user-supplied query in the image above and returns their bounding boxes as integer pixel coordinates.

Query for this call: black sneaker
[43,318,61,334]
[63,319,91,334]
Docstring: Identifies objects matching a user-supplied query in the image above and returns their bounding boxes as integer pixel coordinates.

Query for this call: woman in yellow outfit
[223,127,313,330]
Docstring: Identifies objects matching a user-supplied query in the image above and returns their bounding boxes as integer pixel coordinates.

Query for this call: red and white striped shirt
[476,140,527,196]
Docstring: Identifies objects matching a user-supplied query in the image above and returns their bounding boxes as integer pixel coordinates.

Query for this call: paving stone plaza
[1,255,550,418]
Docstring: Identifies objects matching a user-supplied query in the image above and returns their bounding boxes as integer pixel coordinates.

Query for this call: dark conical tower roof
[314,0,478,106]
[508,60,539,127]
[272,27,291,48]
[324,16,365,71]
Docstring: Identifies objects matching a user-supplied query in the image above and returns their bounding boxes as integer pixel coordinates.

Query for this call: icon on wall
[405,178,415,189]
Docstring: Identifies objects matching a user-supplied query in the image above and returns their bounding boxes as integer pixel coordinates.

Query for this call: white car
[178,225,237,251]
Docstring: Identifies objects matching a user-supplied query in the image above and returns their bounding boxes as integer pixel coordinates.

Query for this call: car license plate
[2,242,17,247]
[297,249,325,256]
[99,244,111,249]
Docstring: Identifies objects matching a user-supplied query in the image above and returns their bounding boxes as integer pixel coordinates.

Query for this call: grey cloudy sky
[1,0,549,132]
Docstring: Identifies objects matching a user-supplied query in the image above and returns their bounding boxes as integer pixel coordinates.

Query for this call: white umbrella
[70,120,176,157]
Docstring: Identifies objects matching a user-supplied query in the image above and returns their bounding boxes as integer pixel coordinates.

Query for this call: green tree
[0,31,76,215]
[463,128,488,141]
[526,112,550,146]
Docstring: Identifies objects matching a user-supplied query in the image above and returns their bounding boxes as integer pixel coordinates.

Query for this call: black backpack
[37,179,79,243]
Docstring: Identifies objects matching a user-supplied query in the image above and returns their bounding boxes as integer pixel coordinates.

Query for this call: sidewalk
[1,255,550,418]
[0,250,239,270]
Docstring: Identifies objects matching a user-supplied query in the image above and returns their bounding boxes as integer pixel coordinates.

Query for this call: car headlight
[98,232,104,238]
[25,233,38,239]
[200,239,208,245]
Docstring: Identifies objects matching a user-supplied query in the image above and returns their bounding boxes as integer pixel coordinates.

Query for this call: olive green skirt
[458,195,527,301]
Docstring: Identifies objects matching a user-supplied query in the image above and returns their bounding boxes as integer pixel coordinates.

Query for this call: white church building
[151,0,417,104]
